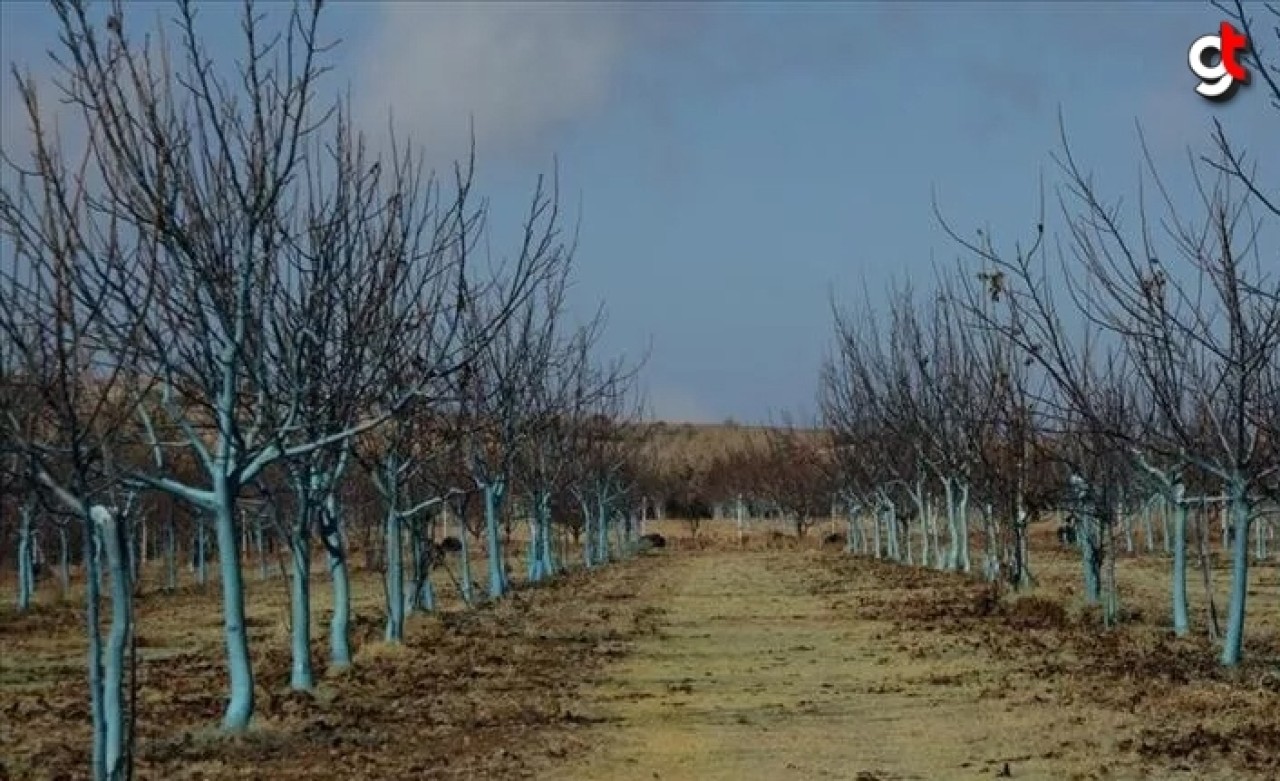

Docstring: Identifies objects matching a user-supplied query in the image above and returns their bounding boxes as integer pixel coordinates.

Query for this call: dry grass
[2,519,1277,780]
[635,421,825,473]
[806,526,1280,779]
[558,522,1278,781]
[0,549,664,780]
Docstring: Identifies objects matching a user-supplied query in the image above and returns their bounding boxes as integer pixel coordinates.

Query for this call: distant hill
[635,421,826,472]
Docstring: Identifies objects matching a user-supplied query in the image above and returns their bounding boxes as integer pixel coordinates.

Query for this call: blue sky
[2,1,1274,424]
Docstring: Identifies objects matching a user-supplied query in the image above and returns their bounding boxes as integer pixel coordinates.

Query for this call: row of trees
[822,0,1278,668]
[0,3,648,780]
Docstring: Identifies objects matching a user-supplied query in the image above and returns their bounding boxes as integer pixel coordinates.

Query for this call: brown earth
[0,554,663,780]
[2,521,1278,780]
[554,522,1278,781]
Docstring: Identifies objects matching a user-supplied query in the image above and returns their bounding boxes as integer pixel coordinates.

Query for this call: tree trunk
[483,481,507,600]
[322,489,353,668]
[1170,496,1190,637]
[98,505,133,779]
[957,482,971,573]
[83,514,108,781]
[1220,485,1252,666]
[212,479,254,731]
[456,503,475,607]
[1078,511,1102,604]
[384,509,405,643]
[288,529,314,689]
[17,504,34,611]
[872,503,882,559]
[595,490,610,563]
[580,496,594,569]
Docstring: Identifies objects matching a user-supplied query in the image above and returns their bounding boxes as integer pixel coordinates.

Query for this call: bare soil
[0,555,663,780]
[556,526,1278,781]
[2,522,1277,780]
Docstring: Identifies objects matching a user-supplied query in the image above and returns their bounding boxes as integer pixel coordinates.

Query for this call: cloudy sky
[1,1,1274,423]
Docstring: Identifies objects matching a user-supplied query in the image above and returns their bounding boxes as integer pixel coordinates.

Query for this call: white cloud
[349,3,885,168]
[352,3,647,165]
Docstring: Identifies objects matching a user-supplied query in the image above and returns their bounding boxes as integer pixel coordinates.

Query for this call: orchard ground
[1,521,1277,780]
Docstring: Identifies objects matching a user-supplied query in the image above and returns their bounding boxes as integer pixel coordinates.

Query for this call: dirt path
[556,550,1134,781]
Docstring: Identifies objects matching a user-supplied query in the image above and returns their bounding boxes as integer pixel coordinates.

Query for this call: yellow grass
[1,519,1277,780]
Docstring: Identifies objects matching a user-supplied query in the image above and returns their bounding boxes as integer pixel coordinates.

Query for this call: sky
[1,1,1275,425]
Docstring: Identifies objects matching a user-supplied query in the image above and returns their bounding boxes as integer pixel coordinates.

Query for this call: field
[2,520,1278,781]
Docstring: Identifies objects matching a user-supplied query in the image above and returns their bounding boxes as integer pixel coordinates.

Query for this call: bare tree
[0,64,156,774]
[458,204,573,598]
[515,308,637,579]
[4,0,526,730]
[939,116,1280,662]
[271,120,471,668]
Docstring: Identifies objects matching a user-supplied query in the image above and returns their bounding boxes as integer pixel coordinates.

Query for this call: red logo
[1188,22,1250,101]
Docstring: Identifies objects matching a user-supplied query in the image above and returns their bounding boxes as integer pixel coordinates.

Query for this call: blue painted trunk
[1171,499,1190,637]
[327,543,352,667]
[1220,489,1252,666]
[286,473,320,694]
[1013,498,1035,590]
[943,479,958,571]
[927,496,942,569]
[904,506,915,566]
[385,510,405,643]
[872,505,882,559]
[525,495,542,583]
[1078,514,1101,604]
[982,504,1000,581]
[483,482,508,600]
[596,492,610,564]
[885,504,900,562]
[212,488,255,731]
[82,518,107,781]
[909,489,925,568]
[97,507,131,778]
[538,494,556,577]
[17,507,33,611]
[957,483,971,573]
[581,497,594,569]
[526,516,543,583]
[288,533,314,690]
[322,492,353,668]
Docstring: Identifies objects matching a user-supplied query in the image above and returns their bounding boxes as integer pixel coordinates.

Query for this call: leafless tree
[938,115,1279,662]
[0,57,157,773]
